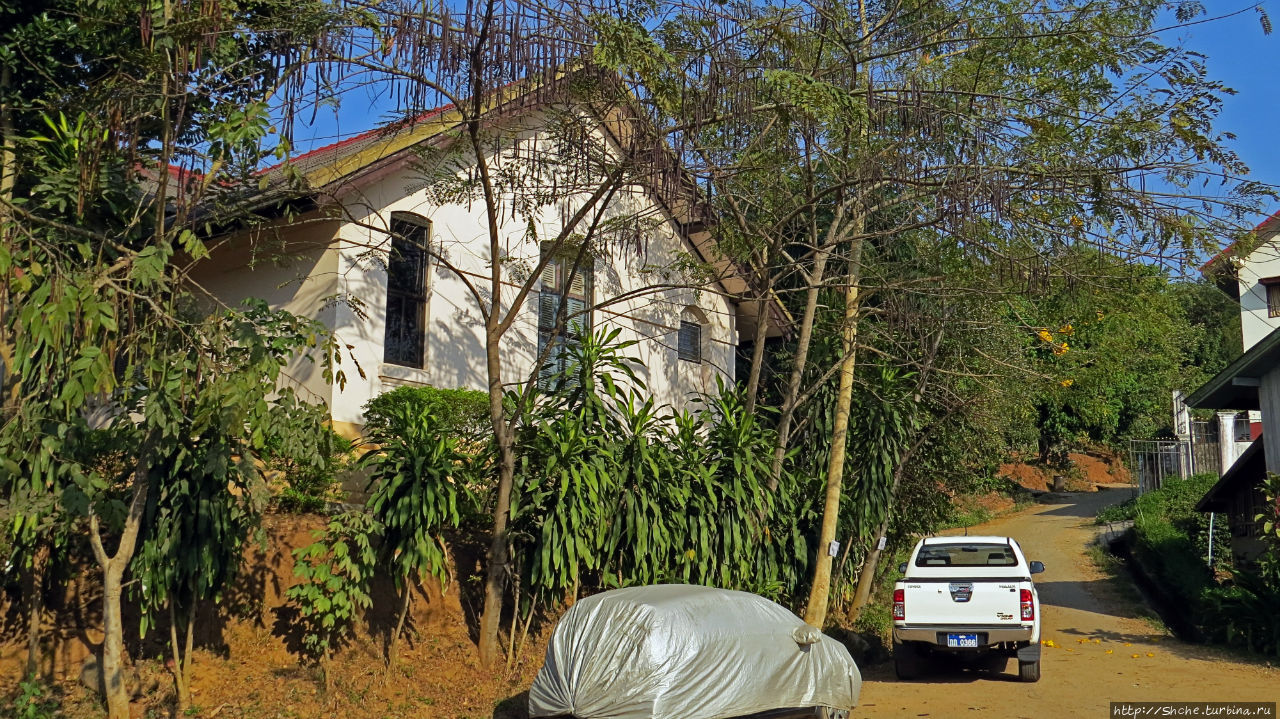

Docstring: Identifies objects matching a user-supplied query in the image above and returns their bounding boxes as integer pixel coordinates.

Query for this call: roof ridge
[256,103,454,177]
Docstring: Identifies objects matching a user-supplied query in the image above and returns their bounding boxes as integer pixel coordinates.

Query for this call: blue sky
[291,3,1280,231]
[1171,3,1280,197]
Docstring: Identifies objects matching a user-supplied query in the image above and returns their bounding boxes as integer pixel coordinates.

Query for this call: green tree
[0,1,346,715]
[1022,251,1191,462]
[126,306,335,712]
[1173,277,1243,388]
[597,0,1267,626]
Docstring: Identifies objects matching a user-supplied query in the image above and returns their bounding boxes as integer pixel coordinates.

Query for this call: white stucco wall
[317,120,738,427]
[1237,237,1280,351]
[189,217,342,406]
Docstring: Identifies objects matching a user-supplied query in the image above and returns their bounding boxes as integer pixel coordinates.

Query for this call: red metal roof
[1200,209,1280,273]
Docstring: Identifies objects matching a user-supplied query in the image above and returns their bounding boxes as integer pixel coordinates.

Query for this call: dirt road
[855,489,1278,718]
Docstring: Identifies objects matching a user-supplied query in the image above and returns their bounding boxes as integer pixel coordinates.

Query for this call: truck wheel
[817,708,849,719]
[1018,658,1041,683]
[894,641,921,680]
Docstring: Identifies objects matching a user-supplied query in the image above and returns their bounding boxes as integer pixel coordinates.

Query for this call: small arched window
[383,213,431,368]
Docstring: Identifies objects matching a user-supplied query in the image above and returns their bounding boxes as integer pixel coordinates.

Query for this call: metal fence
[1129,421,1221,495]
[1128,439,1191,494]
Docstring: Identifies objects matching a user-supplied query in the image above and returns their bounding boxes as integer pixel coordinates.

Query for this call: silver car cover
[528,584,862,719]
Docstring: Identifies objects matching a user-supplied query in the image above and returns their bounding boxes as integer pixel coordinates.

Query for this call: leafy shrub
[1128,474,1221,609]
[11,678,58,719]
[262,398,353,513]
[363,386,490,444]
[361,404,474,661]
[1096,497,1136,524]
[1118,472,1280,657]
[286,511,378,687]
[1201,473,1280,657]
[506,330,810,611]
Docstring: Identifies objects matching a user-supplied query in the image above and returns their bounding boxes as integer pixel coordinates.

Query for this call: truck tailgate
[902,579,1024,625]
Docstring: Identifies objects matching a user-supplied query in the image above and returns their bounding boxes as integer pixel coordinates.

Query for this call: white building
[190,92,783,438]
[1204,211,1280,352]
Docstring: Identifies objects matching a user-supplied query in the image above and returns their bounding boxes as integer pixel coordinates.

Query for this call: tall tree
[601,0,1268,625]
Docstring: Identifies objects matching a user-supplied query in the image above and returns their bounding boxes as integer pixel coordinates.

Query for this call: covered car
[528,584,861,719]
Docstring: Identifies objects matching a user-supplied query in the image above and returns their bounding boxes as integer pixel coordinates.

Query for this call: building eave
[1185,325,1280,410]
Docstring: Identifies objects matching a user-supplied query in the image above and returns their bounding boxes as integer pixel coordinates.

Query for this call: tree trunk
[478,328,514,668]
[0,64,16,409]
[169,602,193,713]
[849,519,891,622]
[803,229,864,629]
[743,249,772,416]
[101,562,130,719]
[769,199,858,487]
[743,293,771,416]
[88,447,152,719]
[23,553,42,677]
[768,239,835,486]
[388,581,412,668]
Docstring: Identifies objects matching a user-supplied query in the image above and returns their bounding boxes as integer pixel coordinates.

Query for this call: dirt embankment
[999,449,1131,492]
[2,514,546,719]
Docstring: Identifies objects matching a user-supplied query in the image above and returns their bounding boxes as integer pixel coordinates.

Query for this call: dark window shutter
[537,331,558,389]
[539,292,559,331]
[678,321,701,362]
[566,297,587,335]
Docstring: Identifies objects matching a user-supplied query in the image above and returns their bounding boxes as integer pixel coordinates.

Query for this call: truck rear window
[915,543,1018,567]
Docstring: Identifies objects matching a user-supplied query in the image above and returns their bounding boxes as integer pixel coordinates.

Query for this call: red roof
[257,103,454,177]
[1200,209,1280,273]
[150,103,454,187]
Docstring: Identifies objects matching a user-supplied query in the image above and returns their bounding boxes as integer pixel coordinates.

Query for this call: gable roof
[262,103,455,188]
[1196,436,1264,512]
[253,77,792,336]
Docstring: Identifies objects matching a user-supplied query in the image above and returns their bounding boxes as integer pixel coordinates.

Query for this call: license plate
[947,633,979,648]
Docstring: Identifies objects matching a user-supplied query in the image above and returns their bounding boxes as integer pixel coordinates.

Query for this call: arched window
[383,214,431,368]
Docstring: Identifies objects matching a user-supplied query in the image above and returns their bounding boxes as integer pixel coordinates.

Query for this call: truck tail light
[1020,589,1034,621]
[893,589,905,620]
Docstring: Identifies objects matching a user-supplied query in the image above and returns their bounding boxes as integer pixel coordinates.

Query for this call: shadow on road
[1032,487,1137,518]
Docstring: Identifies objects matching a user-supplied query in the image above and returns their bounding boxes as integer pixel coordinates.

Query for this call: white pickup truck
[892,536,1045,682]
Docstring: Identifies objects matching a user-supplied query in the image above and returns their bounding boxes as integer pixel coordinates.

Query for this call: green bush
[1128,474,1220,609]
[1095,497,1136,524]
[506,330,811,610]
[286,511,378,687]
[1117,472,1280,657]
[11,678,58,719]
[363,386,490,444]
[361,404,475,660]
[262,399,353,513]
[1200,473,1280,657]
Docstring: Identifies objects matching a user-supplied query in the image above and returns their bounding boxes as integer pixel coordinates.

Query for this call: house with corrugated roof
[187,82,786,439]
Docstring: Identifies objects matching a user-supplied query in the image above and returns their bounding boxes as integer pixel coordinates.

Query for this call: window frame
[677,320,702,363]
[382,215,431,369]
[537,253,593,386]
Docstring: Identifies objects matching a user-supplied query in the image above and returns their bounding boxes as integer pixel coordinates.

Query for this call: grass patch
[1085,542,1166,632]
[1095,496,1136,525]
